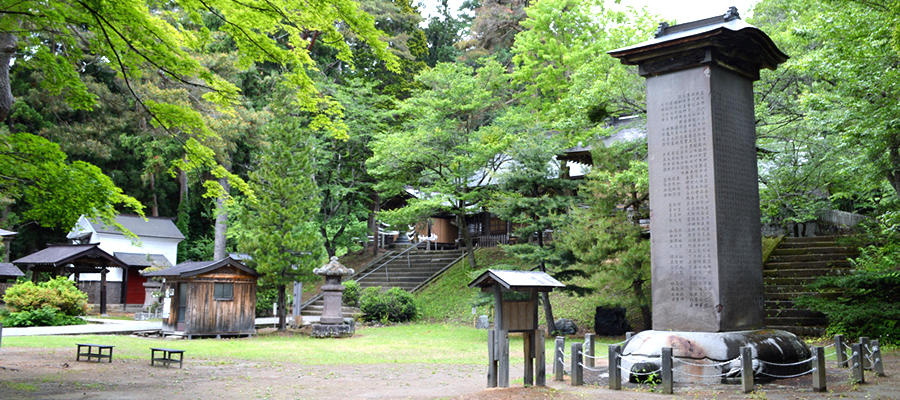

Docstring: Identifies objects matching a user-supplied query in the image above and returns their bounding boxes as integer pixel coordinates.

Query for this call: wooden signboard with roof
[468,270,565,388]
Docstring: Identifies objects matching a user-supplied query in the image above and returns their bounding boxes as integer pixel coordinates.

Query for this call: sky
[423,0,759,25]
[616,0,758,24]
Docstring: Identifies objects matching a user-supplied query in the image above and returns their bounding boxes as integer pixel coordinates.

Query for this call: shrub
[796,270,900,346]
[343,280,360,307]
[3,277,88,316]
[359,287,418,323]
[1,306,88,327]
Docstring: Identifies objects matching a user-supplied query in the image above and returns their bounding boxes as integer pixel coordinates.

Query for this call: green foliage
[555,138,652,330]
[359,287,419,323]
[0,306,88,328]
[343,280,361,307]
[2,277,89,326]
[797,216,900,345]
[796,270,900,346]
[0,131,143,230]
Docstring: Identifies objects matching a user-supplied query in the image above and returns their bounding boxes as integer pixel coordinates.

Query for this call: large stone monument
[311,256,355,338]
[608,8,809,383]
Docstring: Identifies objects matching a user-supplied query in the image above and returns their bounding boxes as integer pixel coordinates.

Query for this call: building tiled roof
[114,252,172,268]
[143,257,258,278]
[12,244,124,267]
[0,228,17,237]
[0,262,24,277]
[92,215,185,240]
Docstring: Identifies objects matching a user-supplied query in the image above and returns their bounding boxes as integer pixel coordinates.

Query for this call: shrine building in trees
[144,257,259,339]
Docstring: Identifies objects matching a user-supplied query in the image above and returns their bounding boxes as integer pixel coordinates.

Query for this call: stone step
[765,316,829,326]
[764,276,819,286]
[766,253,856,263]
[763,267,853,278]
[765,308,826,318]
[771,246,858,256]
[767,325,827,337]
[765,291,841,301]
[781,235,852,244]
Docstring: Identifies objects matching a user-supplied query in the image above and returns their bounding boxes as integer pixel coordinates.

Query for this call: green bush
[359,287,418,323]
[343,280,360,307]
[796,270,900,345]
[1,306,88,327]
[3,277,88,316]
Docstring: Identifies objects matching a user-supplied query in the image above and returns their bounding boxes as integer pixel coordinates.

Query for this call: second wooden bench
[150,347,185,369]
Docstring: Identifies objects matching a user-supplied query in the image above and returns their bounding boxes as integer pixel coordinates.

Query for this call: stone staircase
[300,249,465,319]
[764,236,858,336]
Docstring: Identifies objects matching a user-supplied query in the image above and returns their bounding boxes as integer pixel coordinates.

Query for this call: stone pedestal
[143,281,162,312]
[620,330,811,384]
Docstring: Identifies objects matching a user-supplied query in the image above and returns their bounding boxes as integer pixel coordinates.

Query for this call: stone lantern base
[311,318,355,338]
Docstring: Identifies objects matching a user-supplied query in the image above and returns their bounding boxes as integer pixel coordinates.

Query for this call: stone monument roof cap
[314,256,355,276]
[608,8,788,75]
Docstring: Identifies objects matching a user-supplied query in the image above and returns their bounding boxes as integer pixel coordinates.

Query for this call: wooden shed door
[176,283,187,331]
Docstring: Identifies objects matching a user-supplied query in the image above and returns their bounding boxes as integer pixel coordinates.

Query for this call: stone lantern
[311,256,355,338]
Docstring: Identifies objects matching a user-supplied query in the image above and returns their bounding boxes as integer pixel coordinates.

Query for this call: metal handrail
[356,241,426,284]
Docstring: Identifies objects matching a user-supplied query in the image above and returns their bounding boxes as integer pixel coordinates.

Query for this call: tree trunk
[150,172,159,217]
[277,283,287,331]
[888,145,900,200]
[457,212,477,269]
[213,175,230,260]
[632,276,652,331]
[0,32,17,123]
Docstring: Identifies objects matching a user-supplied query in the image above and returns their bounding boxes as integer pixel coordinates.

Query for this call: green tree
[490,128,582,334]
[234,106,326,331]
[510,0,656,142]
[556,138,652,330]
[0,130,143,231]
[368,60,512,268]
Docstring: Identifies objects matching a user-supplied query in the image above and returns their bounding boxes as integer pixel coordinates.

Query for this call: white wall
[78,232,180,282]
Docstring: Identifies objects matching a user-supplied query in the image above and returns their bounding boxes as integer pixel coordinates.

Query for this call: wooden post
[661,347,673,394]
[499,329,510,388]
[524,330,534,386]
[609,344,622,390]
[860,337,870,370]
[741,346,754,393]
[571,342,583,386]
[487,329,498,388]
[100,267,108,315]
[493,284,509,388]
[850,343,864,384]
[812,346,826,392]
[535,329,546,386]
[0,322,3,348]
[554,336,565,381]
[835,334,848,367]
[871,340,885,377]
[584,333,595,368]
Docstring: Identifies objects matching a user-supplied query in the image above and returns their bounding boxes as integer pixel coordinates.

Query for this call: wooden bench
[150,347,185,368]
[76,343,114,363]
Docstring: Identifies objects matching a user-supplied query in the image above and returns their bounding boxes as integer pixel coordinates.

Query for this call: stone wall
[77,281,124,304]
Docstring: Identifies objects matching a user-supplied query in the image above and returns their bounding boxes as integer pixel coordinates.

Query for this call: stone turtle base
[620,329,811,384]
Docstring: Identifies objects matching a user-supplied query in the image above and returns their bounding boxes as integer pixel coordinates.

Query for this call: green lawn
[2,323,626,366]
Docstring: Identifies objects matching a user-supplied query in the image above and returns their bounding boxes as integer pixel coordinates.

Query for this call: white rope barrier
[557,348,570,359]
[757,368,814,379]
[758,357,814,367]
[579,351,607,360]
[673,357,740,368]
[672,368,736,378]
[578,362,607,372]
[620,366,662,376]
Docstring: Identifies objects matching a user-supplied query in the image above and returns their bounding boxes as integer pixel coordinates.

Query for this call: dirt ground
[1,345,899,399]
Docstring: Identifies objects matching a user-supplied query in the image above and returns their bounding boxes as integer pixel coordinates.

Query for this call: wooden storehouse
[144,257,259,339]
